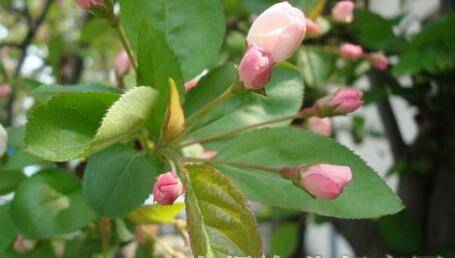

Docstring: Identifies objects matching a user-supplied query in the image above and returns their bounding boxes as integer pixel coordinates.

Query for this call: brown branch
[5,0,54,125]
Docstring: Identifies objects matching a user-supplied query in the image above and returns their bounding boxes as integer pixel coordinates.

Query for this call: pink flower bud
[247,2,306,62]
[75,0,104,9]
[115,50,131,78]
[238,44,274,90]
[339,43,363,60]
[184,69,208,91]
[369,53,389,71]
[332,1,355,23]
[0,84,11,99]
[304,117,332,137]
[152,172,184,205]
[305,18,321,37]
[13,236,37,254]
[315,88,364,116]
[298,164,352,200]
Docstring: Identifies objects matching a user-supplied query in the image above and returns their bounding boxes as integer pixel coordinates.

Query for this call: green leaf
[295,46,336,87]
[352,9,405,52]
[3,242,55,258]
[190,64,304,144]
[184,63,237,117]
[215,127,404,218]
[25,92,119,161]
[11,169,97,238]
[25,87,159,161]
[87,86,160,156]
[32,83,120,105]
[393,14,455,75]
[0,169,26,195]
[0,204,16,252]
[163,79,185,141]
[137,21,184,139]
[271,223,299,257]
[83,145,163,218]
[184,164,262,257]
[120,0,225,80]
[127,203,185,224]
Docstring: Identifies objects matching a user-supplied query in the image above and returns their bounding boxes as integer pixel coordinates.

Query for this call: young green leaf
[11,169,97,238]
[295,46,336,87]
[0,169,26,195]
[163,79,185,141]
[83,145,163,218]
[120,0,225,80]
[137,21,184,139]
[215,127,404,219]
[184,164,263,257]
[86,86,159,156]
[127,203,185,224]
[0,204,16,253]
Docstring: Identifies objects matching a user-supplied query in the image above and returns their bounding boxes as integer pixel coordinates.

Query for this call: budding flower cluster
[338,43,389,71]
[239,2,306,90]
[152,172,184,205]
[332,1,355,23]
[282,164,352,200]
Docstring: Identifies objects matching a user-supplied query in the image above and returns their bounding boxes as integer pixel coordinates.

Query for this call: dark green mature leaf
[137,21,183,139]
[296,46,336,87]
[25,92,119,161]
[83,145,163,218]
[11,169,97,238]
[271,223,299,257]
[352,9,405,52]
[394,14,455,75]
[32,83,120,105]
[185,164,262,257]
[0,204,16,252]
[190,64,304,143]
[120,0,225,80]
[215,127,404,218]
[185,63,237,117]
[0,169,26,195]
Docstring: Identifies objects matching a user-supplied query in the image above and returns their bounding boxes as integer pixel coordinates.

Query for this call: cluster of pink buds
[152,172,184,205]
[338,43,389,71]
[239,2,307,90]
[282,164,352,200]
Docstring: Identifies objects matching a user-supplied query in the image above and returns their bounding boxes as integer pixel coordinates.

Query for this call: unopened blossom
[152,172,184,205]
[282,164,352,200]
[313,88,364,116]
[332,1,355,23]
[339,43,363,60]
[305,18,321,37]
[184,69,208,91]
[247,2,306,62]
[115,50,131,78]
[369,53,389,71]
[0,84,12,99]
[297,164,352,199]
[304,117,332,137]
[75,0,104,9]
[0,123,7,157]
[238,44,274,89]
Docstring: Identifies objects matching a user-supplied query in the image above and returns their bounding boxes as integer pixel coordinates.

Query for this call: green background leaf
[137,21,184,139]
[25,92,119,161]
[271,223,299,257]
[120,0,225,80]
[128,203,185,224]
[11,169,97,238]
[185,164,262,257]
[83,145,163,218]
[0,169,26,195]
[214,127,404,218]
[295,46,336,87]
[0,204,16,253]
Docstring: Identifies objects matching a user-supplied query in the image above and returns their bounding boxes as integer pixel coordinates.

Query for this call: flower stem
[114,21,138,73]
[184,157,282,175]
[178,111,311,148]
